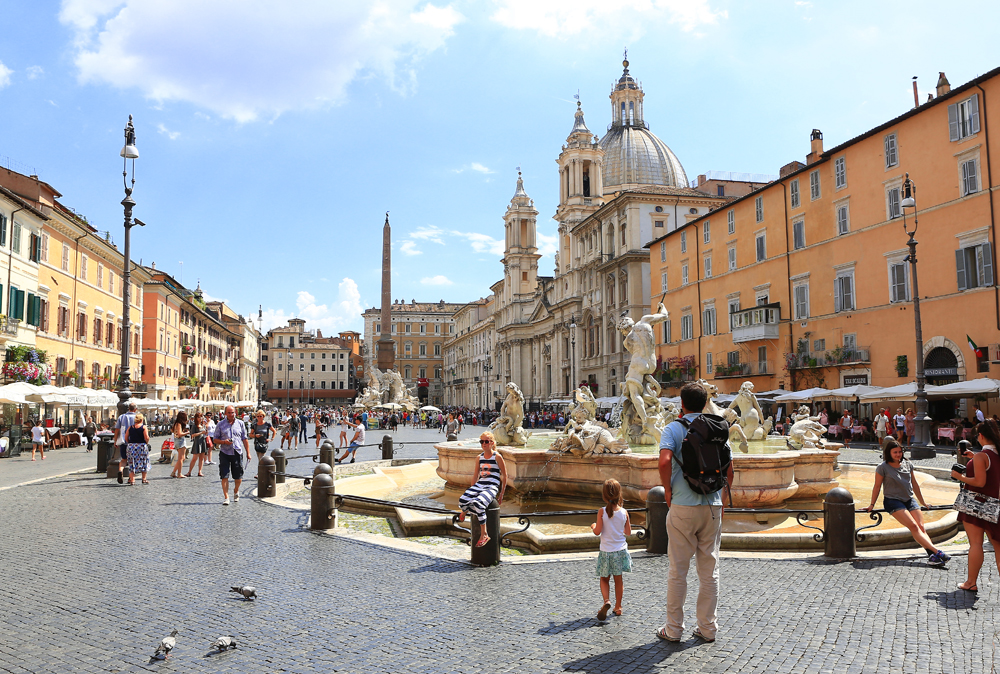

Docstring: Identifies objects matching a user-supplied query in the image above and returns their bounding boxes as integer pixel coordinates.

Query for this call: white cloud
[536,231,558,257]
[26,65,44,80]
[409,226,446,244]
[400,240,422,256]
[421,275,453,286]
[451,230,505,256]
[490,0,725,37]
[260,278,364,333]
[452,162,495,174]
[200,290,228,303]
[59,0,464,122]
[0,62,11,89]
[157,123,180,140]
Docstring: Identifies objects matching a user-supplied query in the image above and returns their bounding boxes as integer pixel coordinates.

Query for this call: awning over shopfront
[858,382,943,401]
[924,378,1000,399]
[822,385,884,402]
[774,387,833,403]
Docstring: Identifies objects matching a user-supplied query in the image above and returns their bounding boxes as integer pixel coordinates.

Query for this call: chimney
[936,71,951,97]
[806,129,823,165]
[697,174,707,186]
[151,261,156,269]
[912,76,919,108]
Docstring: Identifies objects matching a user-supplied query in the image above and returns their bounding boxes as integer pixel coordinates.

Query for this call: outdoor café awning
[924,378,1000,399]
[858,382,943,401]
[774,387,833,403]
[822,385,884,402]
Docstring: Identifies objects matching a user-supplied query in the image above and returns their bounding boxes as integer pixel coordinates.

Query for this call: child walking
[591,478,632,621]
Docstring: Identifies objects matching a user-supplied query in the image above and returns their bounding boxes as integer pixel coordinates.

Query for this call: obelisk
[376,212,395,372]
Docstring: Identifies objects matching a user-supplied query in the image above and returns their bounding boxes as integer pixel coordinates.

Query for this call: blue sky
[1,0,998,335]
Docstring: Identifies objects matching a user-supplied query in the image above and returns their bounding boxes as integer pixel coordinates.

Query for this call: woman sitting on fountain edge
[456,431,508,547]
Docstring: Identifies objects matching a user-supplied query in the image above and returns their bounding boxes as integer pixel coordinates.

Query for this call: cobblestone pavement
[2,432,999,674]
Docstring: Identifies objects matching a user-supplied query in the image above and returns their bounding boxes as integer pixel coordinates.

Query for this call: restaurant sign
[924,367,958,377]
[843,375,869,386]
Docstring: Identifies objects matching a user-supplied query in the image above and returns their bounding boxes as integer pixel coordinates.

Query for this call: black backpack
[677,414,732,496]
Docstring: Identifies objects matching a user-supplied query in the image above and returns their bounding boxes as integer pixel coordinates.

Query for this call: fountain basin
[435,437,840,509]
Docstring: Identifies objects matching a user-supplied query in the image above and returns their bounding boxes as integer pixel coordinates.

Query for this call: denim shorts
[884,496,920,513]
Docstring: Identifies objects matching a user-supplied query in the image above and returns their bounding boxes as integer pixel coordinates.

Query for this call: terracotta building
[263,319,359,406]
[647,68,1000,419]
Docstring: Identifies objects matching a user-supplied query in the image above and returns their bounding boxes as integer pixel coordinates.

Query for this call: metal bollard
[470,499,501,567]
[823,487,856,559]
[381,435,393,460]
[96,434,114,474]
[258,455,276,498]
[106,439,122,479]
[313,462,333,478]
[319,441,336,468]
[645,486,669,554]
[271,447,286,484]
[310,469,336,531]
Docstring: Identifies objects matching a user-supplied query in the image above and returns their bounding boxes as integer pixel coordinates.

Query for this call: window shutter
[25,293,34,325]
[948,103,960,141]
[843,275,853,310]
[982,242,994,286]
[16,289,25,320]
[956,248,967,290]
[970,94,981,134]
[0,215,5,246]
[962,161,971,195]
[834,278,842,313]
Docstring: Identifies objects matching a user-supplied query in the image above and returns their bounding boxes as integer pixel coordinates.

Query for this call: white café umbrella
[858,382,943,402]
[926,378,1000,399]
[419,405,442,412]
[775,387,833,403]
[822,385,884,402]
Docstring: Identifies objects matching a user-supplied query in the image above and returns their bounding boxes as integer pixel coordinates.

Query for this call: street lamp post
[901,173,935,459]
[117,116,144,416]
[286,350,291,410]
[257,305,263,409]
[569,315,577,396]
[483,352,492,411]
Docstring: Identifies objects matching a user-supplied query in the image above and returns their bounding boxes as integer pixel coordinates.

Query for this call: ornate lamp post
[257,305,263,408]
[483,352,492,410]
[569,315,577,396]
[901,173,935,458]
[286,350,291,410]
[117,116,144,416]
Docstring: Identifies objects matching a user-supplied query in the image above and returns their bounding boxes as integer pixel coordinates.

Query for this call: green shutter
[16,289,25,321]
[7,286,15,317]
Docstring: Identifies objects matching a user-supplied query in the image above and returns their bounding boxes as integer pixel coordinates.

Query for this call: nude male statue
[617,302,670,430]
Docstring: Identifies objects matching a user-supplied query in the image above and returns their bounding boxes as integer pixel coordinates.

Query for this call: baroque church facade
[486,58,730,406]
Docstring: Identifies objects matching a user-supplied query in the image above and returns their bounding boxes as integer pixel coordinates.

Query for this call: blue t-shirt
[212,418,248,456]
[659,413,729,507]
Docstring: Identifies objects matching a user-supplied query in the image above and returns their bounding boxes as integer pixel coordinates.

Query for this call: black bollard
[258,455,276,498]
[96,433,114,474]
[320,441,336,468]
[645,486,668,554]
[470,499,501,567]
[381,435,393,460]
[271,447,286,484]
[313,462,333,478]
[106,438,122,479]
[823,487,856,559]
[310,470,336,531]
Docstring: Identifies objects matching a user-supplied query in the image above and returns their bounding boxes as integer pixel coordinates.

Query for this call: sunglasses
[479,439,492,445]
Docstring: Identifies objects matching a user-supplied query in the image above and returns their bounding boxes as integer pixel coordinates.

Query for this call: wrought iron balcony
[730,304,780,344]
[786,347,871,370]
[0,316,20,336]
[713,360,774,379]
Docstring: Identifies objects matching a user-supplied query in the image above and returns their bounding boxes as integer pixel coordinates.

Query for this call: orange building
[648,68,1000,419]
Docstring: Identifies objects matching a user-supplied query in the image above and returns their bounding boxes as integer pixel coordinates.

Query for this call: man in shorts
[336,420,366,464]
[212,405,251,505]
[113,402,137,483]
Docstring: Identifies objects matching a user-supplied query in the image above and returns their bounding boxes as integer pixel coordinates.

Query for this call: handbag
[954,486,1000,524]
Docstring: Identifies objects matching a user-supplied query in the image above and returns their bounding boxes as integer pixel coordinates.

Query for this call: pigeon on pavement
[211,636,237,651]
[154,629,178,659]
[230,585,258,600]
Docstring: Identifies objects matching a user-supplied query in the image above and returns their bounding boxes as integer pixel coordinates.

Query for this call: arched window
[587,316,596,358]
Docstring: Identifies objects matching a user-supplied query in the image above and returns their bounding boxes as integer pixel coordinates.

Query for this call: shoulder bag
[953,454,1000,524]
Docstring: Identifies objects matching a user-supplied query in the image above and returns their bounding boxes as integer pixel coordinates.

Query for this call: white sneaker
[223,497,230,505]
[234,492,240,502]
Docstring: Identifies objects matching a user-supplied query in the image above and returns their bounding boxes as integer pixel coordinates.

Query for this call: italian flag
[968,335,984,359]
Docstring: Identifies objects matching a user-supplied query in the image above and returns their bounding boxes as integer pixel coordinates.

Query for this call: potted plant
[895,355,908,377]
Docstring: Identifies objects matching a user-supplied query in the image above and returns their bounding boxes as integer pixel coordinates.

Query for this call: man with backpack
[656,383,733,644]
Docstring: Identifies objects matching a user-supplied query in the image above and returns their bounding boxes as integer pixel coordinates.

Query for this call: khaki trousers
[663,504,723,639]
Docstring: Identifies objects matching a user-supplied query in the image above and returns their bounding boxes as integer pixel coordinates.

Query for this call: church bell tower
[503,172,541,299]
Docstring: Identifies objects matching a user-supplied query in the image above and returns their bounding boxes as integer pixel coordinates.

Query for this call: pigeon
[154,629,178,659]
[230,585,257,600]
[211,636,237,652]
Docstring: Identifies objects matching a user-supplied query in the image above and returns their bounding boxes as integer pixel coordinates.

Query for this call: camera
[951,463,967,477]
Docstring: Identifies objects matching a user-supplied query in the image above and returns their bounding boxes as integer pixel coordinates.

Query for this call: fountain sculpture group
[356,368,420,410]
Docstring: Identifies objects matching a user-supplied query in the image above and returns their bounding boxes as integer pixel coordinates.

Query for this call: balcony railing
[730,304,780,344]
[0,316,20,336]
[786,347,871,370]
[713,360,774,379]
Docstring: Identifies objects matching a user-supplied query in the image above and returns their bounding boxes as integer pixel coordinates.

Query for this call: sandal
[656,626,680,642]
[958,582,978,593]
[597,601,611,621]
[142,480,149,485]
[613,608,622,617]
[475,534,490,547]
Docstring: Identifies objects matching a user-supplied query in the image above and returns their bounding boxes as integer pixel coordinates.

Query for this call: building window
[961,158,979,196]
[419,343,426,356]
[834,157,846,189]
[703,255,712,279]
[793,221,805,250]
[706,352,713,373]
[728,297,740,317]
[660,241,666,262]
[662,319,671,343]
[790,179,800,209]
[681,264,689,285]
[681,314,694,341]
[886,186,901,219]
[813,339,826,352]
[81,255,88,281]
[11,223,20,255]
[680,231,687,253]
[834,272,855,312]
[703,221,711,244]
[956,242,994,290]
[655,219,664,228]
[755,232,766,262]
[837,205,850,235]
[702,306,716,336]
[434,343,441,356]
[728,246,736,271]
[794,283,809,320]
[809,170,821,200]
[949,94,980,141]
[660,272,668,293]
[310,364,315,371]
[727,209,735,235]
[889,260,910,303]
[755,196,763,223]
[884,133,898,168]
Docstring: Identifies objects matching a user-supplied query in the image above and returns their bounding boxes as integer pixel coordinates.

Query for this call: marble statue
[564,387,598,431]
[551,420,630,457]
[617,303,670,445]
[791,405,815,424]
[490,382,531,446]
[694,379,726,417]
[787,418,827,450]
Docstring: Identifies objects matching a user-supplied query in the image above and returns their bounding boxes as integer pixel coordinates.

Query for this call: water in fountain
[608,396,624,429]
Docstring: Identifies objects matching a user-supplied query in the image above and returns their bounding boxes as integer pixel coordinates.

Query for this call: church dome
[598,58,688,191]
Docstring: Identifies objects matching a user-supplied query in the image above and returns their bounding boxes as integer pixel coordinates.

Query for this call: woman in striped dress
[457,431,508,547]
